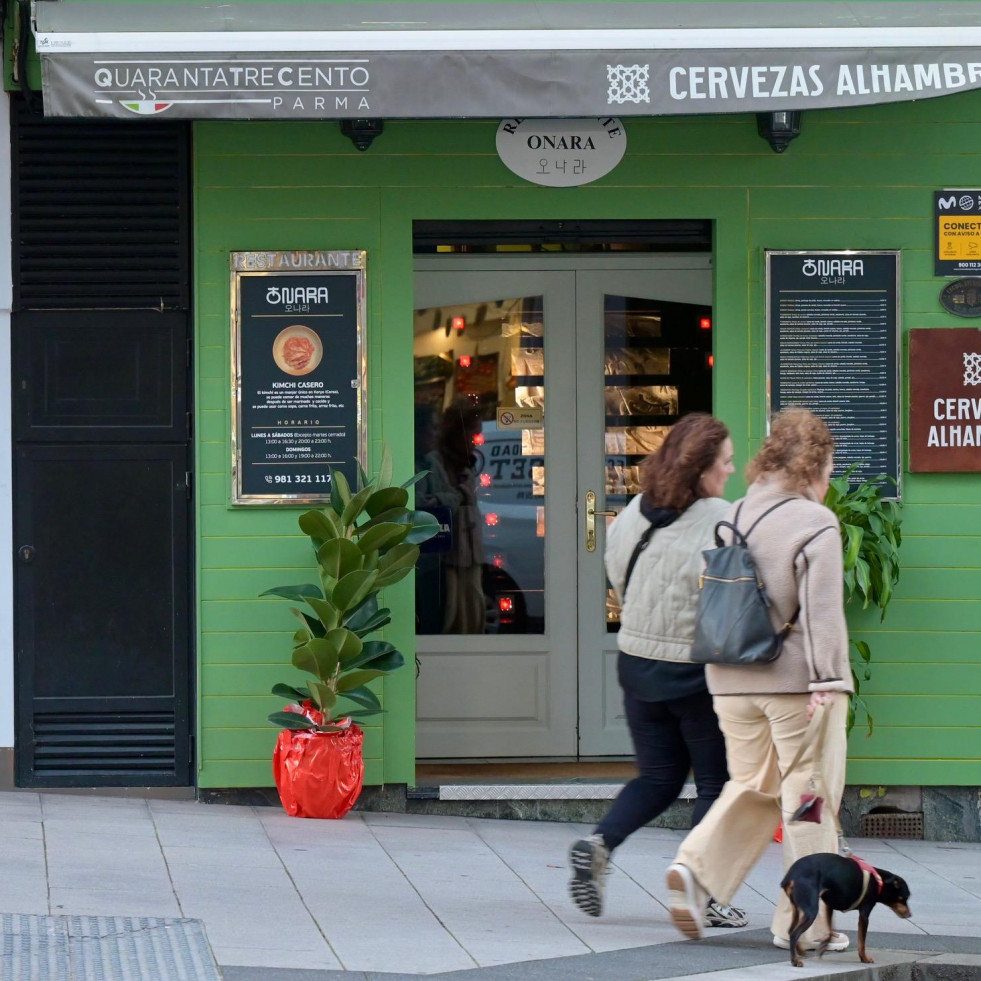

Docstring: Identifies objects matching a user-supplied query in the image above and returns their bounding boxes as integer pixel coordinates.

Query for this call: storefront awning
[32,1,981,120]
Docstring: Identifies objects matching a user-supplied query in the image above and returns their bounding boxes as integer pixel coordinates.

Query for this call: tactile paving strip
[0,914,220,980]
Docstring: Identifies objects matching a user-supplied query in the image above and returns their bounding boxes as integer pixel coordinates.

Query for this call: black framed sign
[230,250,366,505]
[766,250,901,494]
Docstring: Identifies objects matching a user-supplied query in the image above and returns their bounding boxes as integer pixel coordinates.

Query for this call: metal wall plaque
[230,250,366,505]
[766,250,901,494]
[909,327,981,472]
[939,278,981,318]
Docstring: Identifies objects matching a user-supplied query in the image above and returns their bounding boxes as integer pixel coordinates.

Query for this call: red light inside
[708,354,715,368]
[492,554,504,568]
[485,512,499,526]
[479,473,492,487]
[458,355,472,368]
[451,316,466,332]
[472,432,485,446]
[699,316,712,331]
[498,596,514,613]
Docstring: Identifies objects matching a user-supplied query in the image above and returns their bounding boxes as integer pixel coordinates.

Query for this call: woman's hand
[806,690,841,720]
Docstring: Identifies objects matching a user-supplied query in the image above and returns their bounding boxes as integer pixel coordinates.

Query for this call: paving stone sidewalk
[1,791,978,979]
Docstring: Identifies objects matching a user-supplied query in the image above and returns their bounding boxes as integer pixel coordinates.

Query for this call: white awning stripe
[34,26,981,55]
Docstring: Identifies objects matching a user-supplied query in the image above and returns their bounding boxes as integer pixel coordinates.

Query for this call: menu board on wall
[766,251,900,494]
[231,251,366,505]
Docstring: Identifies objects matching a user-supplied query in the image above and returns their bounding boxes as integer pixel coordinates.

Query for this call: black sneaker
[704,898,749,928]
[568,834,610,917]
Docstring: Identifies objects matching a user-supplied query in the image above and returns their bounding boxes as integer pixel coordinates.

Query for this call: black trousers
[596,688,729,851]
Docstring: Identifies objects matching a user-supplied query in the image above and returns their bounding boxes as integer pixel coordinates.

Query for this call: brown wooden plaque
[909,327,981,472]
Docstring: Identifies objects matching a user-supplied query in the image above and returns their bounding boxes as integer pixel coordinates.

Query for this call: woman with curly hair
[569,413,747,930]
[664,407,853,954]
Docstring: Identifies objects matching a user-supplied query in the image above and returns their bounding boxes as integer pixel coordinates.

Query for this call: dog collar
[843,856,884,911]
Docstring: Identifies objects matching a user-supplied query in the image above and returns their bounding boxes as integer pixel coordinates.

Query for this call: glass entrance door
[413,257,712,759]
[574,267,714,756]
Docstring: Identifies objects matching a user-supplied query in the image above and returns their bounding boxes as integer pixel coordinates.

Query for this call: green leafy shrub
[824,466,903,736]
[262,449,438,733]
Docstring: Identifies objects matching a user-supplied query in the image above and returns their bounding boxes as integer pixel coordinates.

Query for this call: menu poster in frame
[766,250,901,495]
[231,250,366,505]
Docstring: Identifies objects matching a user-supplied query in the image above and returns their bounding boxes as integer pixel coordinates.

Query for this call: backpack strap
[742,498,795,538]
[779,525,836,635]
[714,498,793,546]
[622,521,657,598]
[723,497,802,632]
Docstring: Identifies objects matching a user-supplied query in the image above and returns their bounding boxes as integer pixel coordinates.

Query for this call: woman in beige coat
[664,407,854,953]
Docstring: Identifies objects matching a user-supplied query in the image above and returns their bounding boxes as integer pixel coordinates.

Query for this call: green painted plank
[202,593,408,631]
[846,599,981,633]
[198,757,384,789]
[845,759,978,786]
[198,377,226,408]
[198,409,226,443]
[198,221,380,251]
[201,568,314,601]
[200,505,314,538]
[203,692,388,727]
[196,188,380,221]
[849,696,980,728]
[202,725,383,761]
[199,441,229,473]
[201,536,318,569]
[890,568,981,600]
[902,480,981,506]
[199,473,230,507]
[198,345,226,380]
[203,662,389,699]
[847,728,981,759]
[846,630,981,663]
[899,537,981,568]
[842,663,980,695]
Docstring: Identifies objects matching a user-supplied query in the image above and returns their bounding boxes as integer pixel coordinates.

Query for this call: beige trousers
[673,692,848,941]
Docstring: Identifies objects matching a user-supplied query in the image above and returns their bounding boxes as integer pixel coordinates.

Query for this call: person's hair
[437,398,483,473]
[746,407,834,494]
[640,413,730,511]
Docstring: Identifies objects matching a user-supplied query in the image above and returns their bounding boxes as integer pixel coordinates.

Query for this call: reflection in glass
[413,295,546,635]
[602,293,713,631]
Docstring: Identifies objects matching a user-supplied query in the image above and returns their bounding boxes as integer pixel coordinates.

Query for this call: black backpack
[690,500,800,666]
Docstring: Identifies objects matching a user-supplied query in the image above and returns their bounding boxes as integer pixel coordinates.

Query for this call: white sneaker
[665,862,707,940]
[773,931,849,952]
[568,834,610,917]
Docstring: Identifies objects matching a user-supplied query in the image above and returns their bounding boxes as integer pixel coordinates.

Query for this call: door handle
[18,545,36,563]
[584,491,617,552]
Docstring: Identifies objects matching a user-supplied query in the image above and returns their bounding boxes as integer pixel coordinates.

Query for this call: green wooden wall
[195,92,981,789]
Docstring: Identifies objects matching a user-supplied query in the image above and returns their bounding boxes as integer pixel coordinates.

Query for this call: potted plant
[824,466,904,737]
[262,448,438,817]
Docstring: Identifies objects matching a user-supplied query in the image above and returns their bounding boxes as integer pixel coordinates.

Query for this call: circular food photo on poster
[272,325,323,376]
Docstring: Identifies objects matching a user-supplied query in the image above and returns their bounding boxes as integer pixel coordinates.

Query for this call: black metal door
[11,103,193,786]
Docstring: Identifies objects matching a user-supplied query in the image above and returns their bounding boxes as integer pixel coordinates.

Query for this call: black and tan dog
[781,852,912,967]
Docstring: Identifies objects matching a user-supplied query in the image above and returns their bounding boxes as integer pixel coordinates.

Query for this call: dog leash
[779,701,856,856]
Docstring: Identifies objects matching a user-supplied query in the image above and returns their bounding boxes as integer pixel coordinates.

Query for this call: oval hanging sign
[940,278,981,318]
[496,118,626,187]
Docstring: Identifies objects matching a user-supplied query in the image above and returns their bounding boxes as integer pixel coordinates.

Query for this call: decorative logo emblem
[607,65,650,104]
[120,101,173,115]
[963,351,981,386]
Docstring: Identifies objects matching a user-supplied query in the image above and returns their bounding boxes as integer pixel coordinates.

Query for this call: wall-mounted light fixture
[756,111,802,153]
[340,119,384,151]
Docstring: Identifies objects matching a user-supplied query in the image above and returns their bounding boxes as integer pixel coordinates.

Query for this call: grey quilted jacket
[606,495,729,663]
